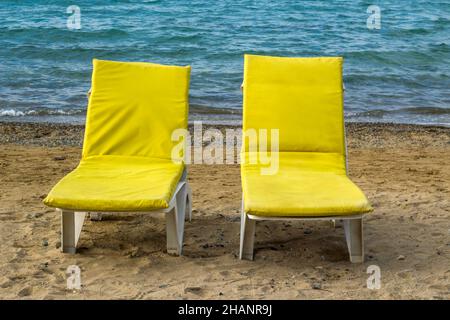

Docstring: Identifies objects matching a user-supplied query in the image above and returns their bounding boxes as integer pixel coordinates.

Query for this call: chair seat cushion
[44,155,184,212]
[241,152,372,217]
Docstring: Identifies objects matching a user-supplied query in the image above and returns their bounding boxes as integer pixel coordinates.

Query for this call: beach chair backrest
[243,54,345,155]
[82,59,190,160]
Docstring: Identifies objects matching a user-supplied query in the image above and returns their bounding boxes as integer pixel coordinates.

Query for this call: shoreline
[0,117,449,126]
[1,104,450,128]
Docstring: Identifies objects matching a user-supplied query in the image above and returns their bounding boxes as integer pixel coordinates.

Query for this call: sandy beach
[0,121,449,299]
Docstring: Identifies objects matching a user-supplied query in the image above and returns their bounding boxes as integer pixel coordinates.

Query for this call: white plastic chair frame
[57,169,192,256]
[240,206,364,263]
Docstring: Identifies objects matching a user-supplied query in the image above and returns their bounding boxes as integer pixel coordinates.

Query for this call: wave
[344,49,442,66]
[386,27,433,36]
[4,105,448,120]
[1,26,130,39]
[190,104,241,115]
[0,106,241,118]
[0,108,85,117]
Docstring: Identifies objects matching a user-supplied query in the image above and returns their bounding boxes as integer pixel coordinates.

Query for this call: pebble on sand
[312,282,322,290]
[127,246,142,258]
[397,255,406,260]
[184,287,202,294]
[27,212,43,219]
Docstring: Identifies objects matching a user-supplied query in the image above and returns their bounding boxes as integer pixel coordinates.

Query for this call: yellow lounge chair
[44,59,192,255]
[240,54,372,263]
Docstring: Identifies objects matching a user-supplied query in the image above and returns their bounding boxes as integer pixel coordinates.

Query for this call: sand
[0,121,449,299]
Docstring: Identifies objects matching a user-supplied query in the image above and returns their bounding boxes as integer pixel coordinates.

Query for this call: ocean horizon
[1,0,449,126]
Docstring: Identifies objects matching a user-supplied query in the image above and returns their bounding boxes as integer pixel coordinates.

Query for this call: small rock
[126,246,142,258]
[27,212,43,219]
[184,287,202,294]
[303,229,312,235]
[55,241,61,249]
[18,287,32,297]
[397,255,406,261]
[53,156,66,161]
[159,284,168,289]
[39,262,49,271]
[219,292,224,296]
[311,282,322,290]
[42,239,49,247]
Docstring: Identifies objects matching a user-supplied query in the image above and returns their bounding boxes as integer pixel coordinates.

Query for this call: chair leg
[166,184,186,256]
[89,212,102,221]
[343,218,364,263]
[239,210,256,260]
[185,183,192,222]
[60,210,86,254]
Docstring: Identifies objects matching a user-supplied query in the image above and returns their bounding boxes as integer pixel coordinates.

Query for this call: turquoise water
[0,0,449,125]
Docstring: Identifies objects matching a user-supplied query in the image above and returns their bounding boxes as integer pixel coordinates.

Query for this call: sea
[0,0,449,126]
